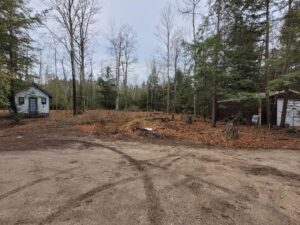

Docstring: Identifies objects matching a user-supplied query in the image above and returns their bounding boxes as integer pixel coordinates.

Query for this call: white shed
[15,83,52,117]
[277,98,300,127]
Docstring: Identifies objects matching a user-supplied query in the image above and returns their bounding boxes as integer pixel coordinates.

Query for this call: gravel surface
[0,137,299,225]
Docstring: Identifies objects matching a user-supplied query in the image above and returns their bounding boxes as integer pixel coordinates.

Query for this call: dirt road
[0,137,299,225]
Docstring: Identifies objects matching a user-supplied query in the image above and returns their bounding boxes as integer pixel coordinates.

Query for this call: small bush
[9,112,23,123]
[286,127,298,134]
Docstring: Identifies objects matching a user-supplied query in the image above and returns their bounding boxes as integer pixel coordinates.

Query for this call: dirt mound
[65,110,300,149]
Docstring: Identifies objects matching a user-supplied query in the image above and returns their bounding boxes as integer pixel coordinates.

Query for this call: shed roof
[218,89,300,103]
[18,83,53,98]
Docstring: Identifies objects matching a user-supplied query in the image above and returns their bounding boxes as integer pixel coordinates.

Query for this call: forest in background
[0,0,300,128]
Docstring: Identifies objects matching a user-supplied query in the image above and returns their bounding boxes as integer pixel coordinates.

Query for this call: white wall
[277,99,300,127]
[15,86,50,114]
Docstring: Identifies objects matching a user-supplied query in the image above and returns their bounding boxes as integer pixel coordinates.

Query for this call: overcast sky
[29,0,207,84]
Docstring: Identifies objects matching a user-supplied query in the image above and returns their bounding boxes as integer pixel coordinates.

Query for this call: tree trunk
[115,57,120,110]
[146,87,149,112]
[212,0,221,128]
[212,95,217,127]
[173,55,178,112]
[167,36,170,114]
[265,92,271,128]
[280,0,293,128]
[8,28,17,114]
[193,70,197,117]
[193,4,197,117]
[124,62,128,111]
[79,39,85,113]
[280,91,289,128]
[53,45,58,110]
[174,80,177,113]
[203,74,207,121]
[152,87,155,111]
[62,59,69,108]
[265,0,271,128]
[68,0,77,116]
[9,80,17,114]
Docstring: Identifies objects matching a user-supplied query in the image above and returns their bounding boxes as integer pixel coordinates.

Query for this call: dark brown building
[217,90,300,126]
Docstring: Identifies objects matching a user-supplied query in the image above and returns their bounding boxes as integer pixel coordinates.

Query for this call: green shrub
[9,112,24,123]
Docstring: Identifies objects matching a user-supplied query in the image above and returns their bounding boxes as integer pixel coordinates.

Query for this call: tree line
[0,0,299,128]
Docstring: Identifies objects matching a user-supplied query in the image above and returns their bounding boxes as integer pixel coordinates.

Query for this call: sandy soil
[0,137,300,225]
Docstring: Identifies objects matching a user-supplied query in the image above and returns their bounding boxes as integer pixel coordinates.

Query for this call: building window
[41,98,47,105]
[18,97,24,105]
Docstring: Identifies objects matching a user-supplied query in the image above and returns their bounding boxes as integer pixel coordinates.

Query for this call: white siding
[277,99,300,126]
[15,86,50,114]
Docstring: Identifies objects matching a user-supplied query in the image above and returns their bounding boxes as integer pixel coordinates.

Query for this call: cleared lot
[0,138,299,225]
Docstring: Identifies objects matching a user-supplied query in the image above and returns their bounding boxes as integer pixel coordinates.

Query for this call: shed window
[18,97,24,105]
[41,98,47,105]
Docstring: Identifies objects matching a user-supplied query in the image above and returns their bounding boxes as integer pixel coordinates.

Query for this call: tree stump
[185,115,193,125]
[225,122,239,139]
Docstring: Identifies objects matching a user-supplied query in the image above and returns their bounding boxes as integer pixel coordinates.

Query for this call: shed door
[29,97,38,115]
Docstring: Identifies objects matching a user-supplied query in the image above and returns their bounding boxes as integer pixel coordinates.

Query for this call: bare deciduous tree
[48,0,81,115]
[122,25,137,110]
[171,29,183,112]
[48,0,99,115]
[157,3,175,114]
[107,24,137,110]
[107,24,125,110]
[75,0,99,112]
[178,0,202,116]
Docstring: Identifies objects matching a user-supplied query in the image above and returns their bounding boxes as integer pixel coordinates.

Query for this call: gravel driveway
[0,138,299,225]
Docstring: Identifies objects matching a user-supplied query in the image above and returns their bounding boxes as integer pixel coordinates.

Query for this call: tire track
[143,161,233,194]
[38,175,143,225]
[0,167,79,201]
[143,161,299,225]
[38,140,165,225]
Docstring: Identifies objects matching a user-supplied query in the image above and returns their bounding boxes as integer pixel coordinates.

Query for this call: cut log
[135,128,162,139]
